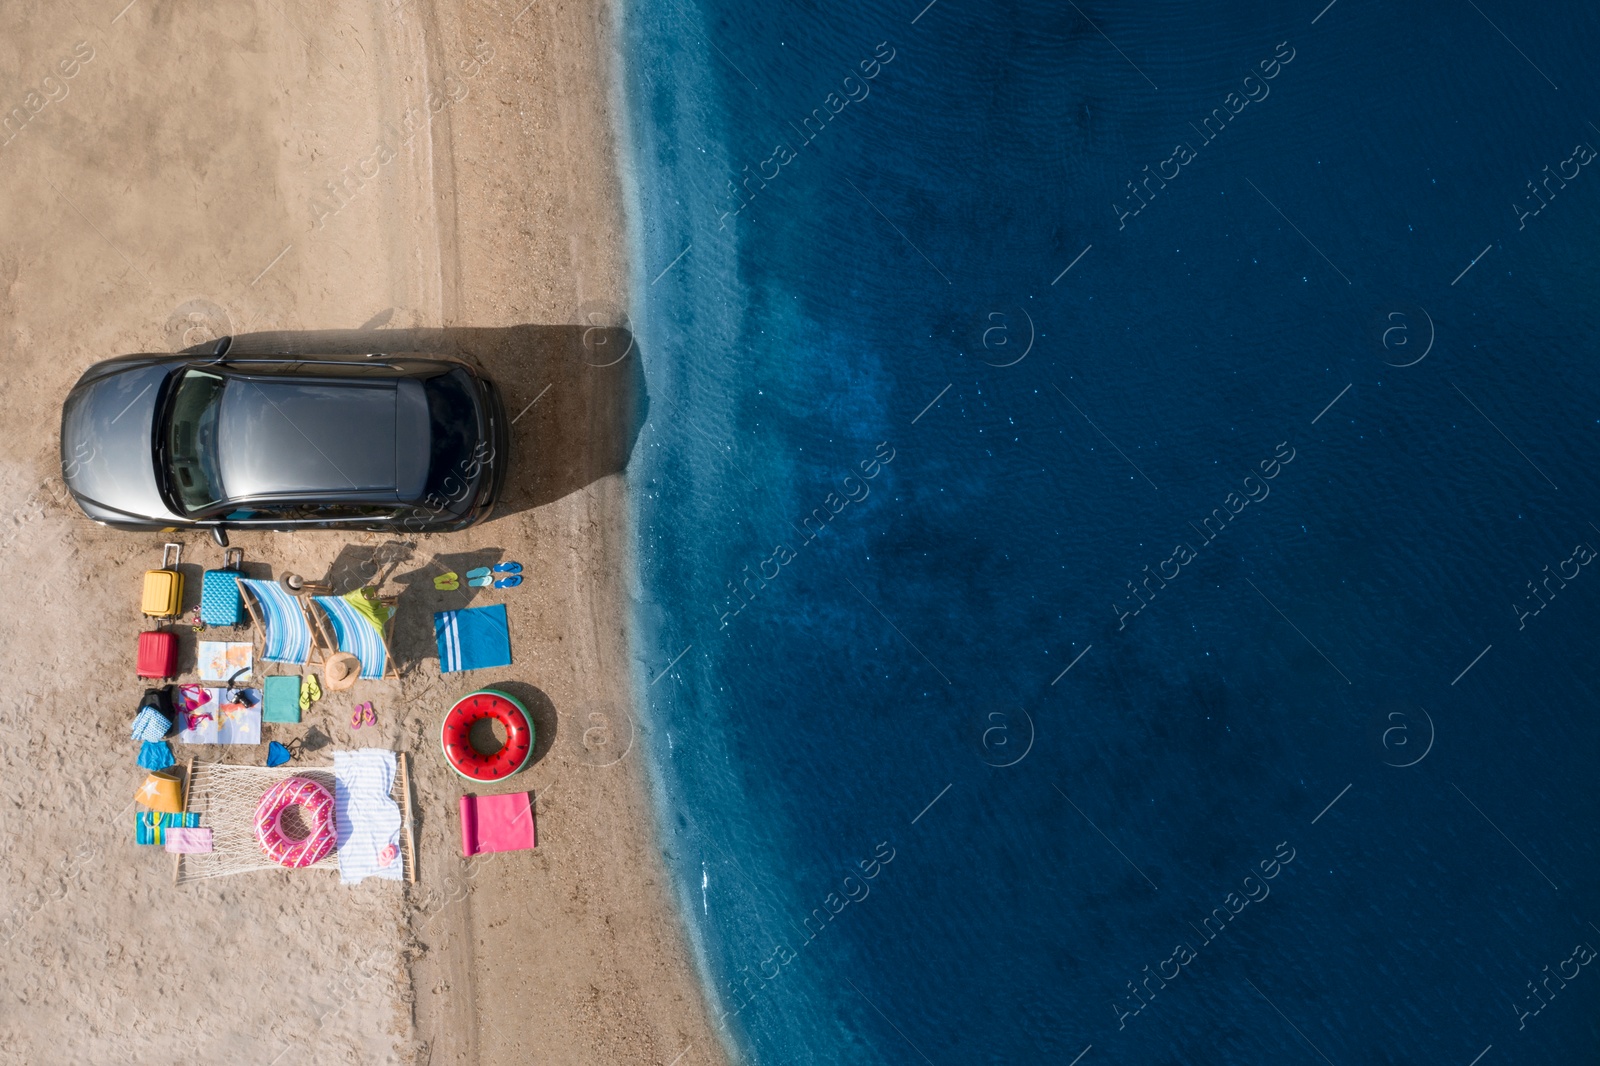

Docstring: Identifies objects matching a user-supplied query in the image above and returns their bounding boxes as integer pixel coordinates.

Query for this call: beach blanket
[135,811,201,846]
[334,749,403,884]
[240,578,314,664]
[434,605,512,674]
[459,792,537,857]
[314,591,391,679]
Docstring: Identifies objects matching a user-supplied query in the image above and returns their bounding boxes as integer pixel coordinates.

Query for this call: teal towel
[262,675,301,723]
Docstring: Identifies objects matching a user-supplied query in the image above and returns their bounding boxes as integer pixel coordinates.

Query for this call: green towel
[345,586,395,635]
[262,675,302,723]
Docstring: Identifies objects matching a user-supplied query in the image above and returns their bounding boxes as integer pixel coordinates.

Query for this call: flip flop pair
[350,701,377,730]
[299,674,322,712]
[466,562,523,588]
[434,572,460,591]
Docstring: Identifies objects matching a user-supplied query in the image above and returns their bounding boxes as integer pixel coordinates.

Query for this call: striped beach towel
[135,811,201,846]
[314,591,392,679]
[334,749,403,884]
[433,605,512,674]
[240,578,313,664]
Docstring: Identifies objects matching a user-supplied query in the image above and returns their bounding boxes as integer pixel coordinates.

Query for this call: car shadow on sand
[310,542,528,677]
[184,324,648,519]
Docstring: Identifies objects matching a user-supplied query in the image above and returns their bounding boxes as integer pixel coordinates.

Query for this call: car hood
[59,361,183,523]
[216,376,430,502]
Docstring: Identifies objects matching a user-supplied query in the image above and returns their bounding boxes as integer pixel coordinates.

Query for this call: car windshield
[165,368,227,513]
[423,368,480,505]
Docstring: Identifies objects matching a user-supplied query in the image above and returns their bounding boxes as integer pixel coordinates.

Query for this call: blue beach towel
[434,605,512,674]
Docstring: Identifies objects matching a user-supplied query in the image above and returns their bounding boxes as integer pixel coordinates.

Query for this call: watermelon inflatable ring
[441,689,535,782]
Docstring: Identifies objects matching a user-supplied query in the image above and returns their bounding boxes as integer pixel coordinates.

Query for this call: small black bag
[138,687,175,733]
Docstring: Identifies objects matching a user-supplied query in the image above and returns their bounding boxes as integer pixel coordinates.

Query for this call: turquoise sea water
[617,2,1600,1062]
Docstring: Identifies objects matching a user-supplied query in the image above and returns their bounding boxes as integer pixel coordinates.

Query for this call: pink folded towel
[163,827,213,854]
[459,792,536,857]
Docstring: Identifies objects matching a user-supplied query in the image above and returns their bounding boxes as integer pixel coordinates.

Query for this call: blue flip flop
[466,566,491,580]
[494,575,523,589]
[493,561,523,574]
[467,574,494,587]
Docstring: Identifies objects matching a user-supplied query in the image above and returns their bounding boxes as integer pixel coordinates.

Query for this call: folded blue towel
[434,605,512,674]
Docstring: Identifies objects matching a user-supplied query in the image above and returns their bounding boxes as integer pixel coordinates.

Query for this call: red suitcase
[137,630,179,680]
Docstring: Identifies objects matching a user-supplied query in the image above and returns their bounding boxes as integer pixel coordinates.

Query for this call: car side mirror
[209,336,233,363]
[211,525,230,547]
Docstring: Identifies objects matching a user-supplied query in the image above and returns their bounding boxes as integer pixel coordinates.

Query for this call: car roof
[214,374,430,503]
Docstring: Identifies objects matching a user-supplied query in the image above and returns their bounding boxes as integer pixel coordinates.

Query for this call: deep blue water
[616,2,1600,1062]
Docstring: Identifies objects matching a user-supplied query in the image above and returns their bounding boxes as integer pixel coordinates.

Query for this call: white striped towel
[334,749,403,884]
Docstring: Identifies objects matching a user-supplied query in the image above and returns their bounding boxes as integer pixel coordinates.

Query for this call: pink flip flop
[351,702,374,730]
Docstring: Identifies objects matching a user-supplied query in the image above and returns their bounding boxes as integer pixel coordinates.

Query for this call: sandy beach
[0,1,721,1063]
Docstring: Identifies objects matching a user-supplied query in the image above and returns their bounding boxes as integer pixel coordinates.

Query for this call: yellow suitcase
[142,543,184,618]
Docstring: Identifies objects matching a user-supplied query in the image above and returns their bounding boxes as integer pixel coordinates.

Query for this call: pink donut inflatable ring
[254,776,338,868]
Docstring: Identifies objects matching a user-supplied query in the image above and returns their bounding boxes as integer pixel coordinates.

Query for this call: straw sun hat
[323,653,361,692]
